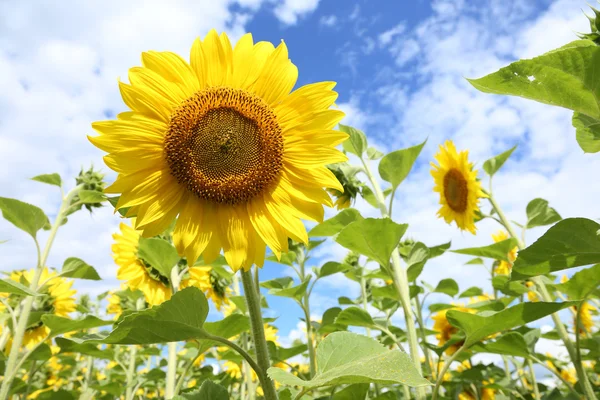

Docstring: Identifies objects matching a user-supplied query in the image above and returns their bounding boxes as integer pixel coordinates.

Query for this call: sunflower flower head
[327,163,361,210]
[432,305,473,355]
[69,166,106,213]
[431,140,486,234]
[187,266,232,311]
[90,30,347,273]
[574,301,596,336]
[491,230,517,275]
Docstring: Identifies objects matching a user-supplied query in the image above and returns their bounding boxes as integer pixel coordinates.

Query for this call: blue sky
[1,0,599,370]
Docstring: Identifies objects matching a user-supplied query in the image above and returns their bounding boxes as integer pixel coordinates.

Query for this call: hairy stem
[431,345,466,400]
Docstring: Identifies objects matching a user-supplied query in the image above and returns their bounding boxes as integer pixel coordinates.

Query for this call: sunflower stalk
[241,268,278,400]
[0,184,83,400]
[165,265,182,399]
[233,273,255,400]
[486,192,598,400]
[359,156,426,400]
[297,247,317,378]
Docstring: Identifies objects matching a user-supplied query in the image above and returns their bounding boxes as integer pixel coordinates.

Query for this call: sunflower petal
[253,41,298,106]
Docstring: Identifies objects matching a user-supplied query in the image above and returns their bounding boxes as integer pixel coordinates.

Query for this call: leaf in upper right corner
[483,145,517,176]
[525,198,562,229]
[511,218,600,280]
[573,111,600,153]
[267,331,431,389]
[378,140,427,191]
[0,197,49,239]
[467,40,600,119]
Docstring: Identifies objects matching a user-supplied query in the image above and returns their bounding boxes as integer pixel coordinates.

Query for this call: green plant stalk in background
[359,155,426,400]
[296,247,317,377]
[165,265,183,399]
[0,184,83,400]
[241,268,279,400]
[487,192,598,400]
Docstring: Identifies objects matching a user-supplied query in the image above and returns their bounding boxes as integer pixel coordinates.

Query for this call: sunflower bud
[578,6,600,44]
[327,163,362,210]
[398,237,416,261]
[70,166,107,213]
[343,251,360,268]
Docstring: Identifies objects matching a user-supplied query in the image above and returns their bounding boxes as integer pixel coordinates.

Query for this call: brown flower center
[165,87,283,205]
[443,168,468,212]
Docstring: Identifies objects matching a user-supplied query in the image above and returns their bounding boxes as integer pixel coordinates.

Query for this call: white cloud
[273,0,321,25]
[378,23,406,46]
[319,15,337,27]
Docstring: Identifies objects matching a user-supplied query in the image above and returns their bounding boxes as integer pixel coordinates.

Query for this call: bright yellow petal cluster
[90,30,347,272]
[491,230,517,275]
[187,266,232,311]
[431,140,486,234]
[432,305,473,355]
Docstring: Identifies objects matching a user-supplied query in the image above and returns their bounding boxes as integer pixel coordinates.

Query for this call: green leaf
[0,279,39,296]
[459,287,483,298]
[78,189,106,203]
[526,198,562,229]
[55,337,113,360]
[308,208,363,237]
[452,239,518,262]
[446,301,577,347]
[0,197,49,239]
[203,314,250,340]
[483,145,517,176]
[378,140,427,191]
[339,124,367,156]
[269,278,311,301]
[42,315,113,337]
[434,279,459,297]
[70,287,208,344]
[465,258,484,265]
[334,307,375,328]
[137,237,180,279]
[267,332,431,389]
[29,343,52,361]
[336,218,408,267]
[428,241,451,258]
[471,332,530,358]
[492,276,528,296]
[31,173,62,187]
[468,40,600,118]
[367,147,384,160]
[573,111,600,153]
[260,277,294,290]
[178,380,229,400]
[512,218,600,280]
[553,263,600,300]
[319,262,351,278]
[60,257,101,280]
[332,384,369,400]
[406,242,430,282]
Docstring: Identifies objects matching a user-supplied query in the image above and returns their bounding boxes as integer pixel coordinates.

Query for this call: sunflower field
[1,2,600,400]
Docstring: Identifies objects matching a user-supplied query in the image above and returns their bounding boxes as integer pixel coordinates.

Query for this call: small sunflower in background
[574,301,596,336]
[432,305,473,355]
[90,30,347,273]
[327,163,361,210]
[491,230,517,275]
[187,266,232,311]
[431,140,486,234]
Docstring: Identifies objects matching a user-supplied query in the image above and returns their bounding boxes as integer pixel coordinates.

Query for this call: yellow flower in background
[90,30,347,272]
[482,379,496,400]
[575,301,596,335]
[491,230,517,275]
[431,140,486,234]
[560,275,569,284]
[432,306,473,355]
[223,361,243,379]
[458,392,476,400]
[106,292,123,317]
[468,293,493,304]
[264,324,279,344]
[188,266,232,311]
[525,281,539,302]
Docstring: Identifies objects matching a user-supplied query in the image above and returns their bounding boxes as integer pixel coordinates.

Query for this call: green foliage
[334,307,375,328]
[177,380,229,400]
[339,124,368,156]
[553,263,600,300]
[483,145,517,176]
[60,257,101,280]
[453,238,518,262]
[42,315,113,337]
[526,198,562,229]
[434,279,459,297]
[0,197,49,239]
[0,278,39,296]
[268,332,431,389]
[378,140,427,191]
[31,173,62,187]
[137,237,180,279]
[573,112,600,153]
[309,208,363,237]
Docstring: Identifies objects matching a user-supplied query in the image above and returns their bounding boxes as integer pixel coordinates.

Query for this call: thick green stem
[0,185,82,400]
[82,356,94,392]
[125,346,138,400]
[431,345,466,400]
[233,273,254,400]
[487,193,597,399]
[298,250,317,378]
[526,359,540,400]
[360,157,425,400]
[165,342,178,399]
[241,269,278,400]
[360,271,371,338]
[413,295,433,380]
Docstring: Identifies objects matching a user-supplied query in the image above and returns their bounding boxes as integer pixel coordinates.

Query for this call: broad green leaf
[319,262,351,278]
[334,307,375,328]
[78,189,106,203]
[0,197,49,238]
[361,186,393,209]
[406,242,430,282]
[459,286,483,298]
[378,140,427,191]
[137,237,180,279]
[269,278,311,301]
[492,276,528,296]
[526,198,562,229]
[573,111,600,153]
[371,285,399,301]
[319,307,346,334]
[429,303,454,312]
[428,241,451,258]
[452,239,518,262]
[60,257,101,280]
[261,277,294,290]
[31,173,62,187]
[471,331,530,357]
[29,343,52,361]
[512,218,600,280]
[553,263,600,300]
[339,124,367,156]
[203,314,250,340]
[267,332,431,389]
[332,384,369,400]
[0,279,38,296]
[446,301,577,347]
[468,40,600,118]
[336,218,408,267]
[178,380,229,400]
[70,287,208,344]
[42,315,113,337]
[55,337,113,360]
[465,258,484,265]
[367,147,384,160]
[434,279,459,297]
[483,145,517,176]
[309,208,363,237]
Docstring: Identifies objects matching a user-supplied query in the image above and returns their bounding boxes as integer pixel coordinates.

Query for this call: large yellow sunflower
[431,140,485,234]
[90,30,347,272]
[491,230,517,275]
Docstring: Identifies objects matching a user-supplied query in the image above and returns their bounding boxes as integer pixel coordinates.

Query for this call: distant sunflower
[431,140,486,234]
[106,292,123,317]
[10,268,76,349]
[575,301,596,335]
[90,30,347,272]
[491,230,517,275]
[188,266,232,311]
[432,306,472,355]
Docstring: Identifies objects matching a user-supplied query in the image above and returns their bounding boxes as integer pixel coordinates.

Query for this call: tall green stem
[526,359,540,400]
[241,268,278,400]
[297,249,317,377]
[0,184,82,400]
[125,345,138,400]
[165,265,182,399]
[487,193,597,400]
[431,344,466,400]
[413,295,433,380]
[233,273,254,400]
[360,157,425,400]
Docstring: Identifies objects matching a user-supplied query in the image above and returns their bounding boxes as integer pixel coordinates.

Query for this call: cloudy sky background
[1,0,599,374]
